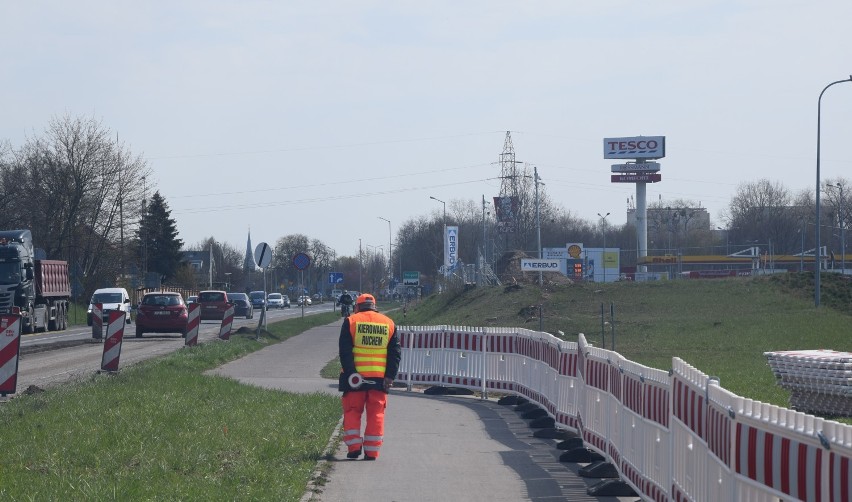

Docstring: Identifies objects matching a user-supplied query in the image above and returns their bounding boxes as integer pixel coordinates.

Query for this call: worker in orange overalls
[338,293,401,460]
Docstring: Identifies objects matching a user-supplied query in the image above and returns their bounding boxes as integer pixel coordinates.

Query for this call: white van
[87,287,132,326]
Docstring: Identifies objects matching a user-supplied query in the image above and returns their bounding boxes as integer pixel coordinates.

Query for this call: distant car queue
[88,288,306,337]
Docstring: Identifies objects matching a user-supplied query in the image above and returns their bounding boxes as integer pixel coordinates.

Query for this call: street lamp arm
[814,75,852,307]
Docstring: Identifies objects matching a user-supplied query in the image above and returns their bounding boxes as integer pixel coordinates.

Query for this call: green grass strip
[0,312,342,501]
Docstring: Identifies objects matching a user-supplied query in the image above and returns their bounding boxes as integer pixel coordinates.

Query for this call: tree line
[3,115,848,302]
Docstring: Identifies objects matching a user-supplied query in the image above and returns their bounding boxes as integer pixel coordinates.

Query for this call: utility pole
[496,131,524,256]
[141,175,147,287]
[598,212,611,283]
[378,217,392,287]
[534,166,544,285]
[482,195,489,264]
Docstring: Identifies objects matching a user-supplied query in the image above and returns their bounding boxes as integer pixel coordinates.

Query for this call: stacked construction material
[764,349,852,417]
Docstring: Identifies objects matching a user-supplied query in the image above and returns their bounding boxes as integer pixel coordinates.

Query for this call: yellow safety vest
[348,311,395,378]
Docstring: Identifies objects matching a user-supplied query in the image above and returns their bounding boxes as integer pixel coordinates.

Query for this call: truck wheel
[135,327,143,338]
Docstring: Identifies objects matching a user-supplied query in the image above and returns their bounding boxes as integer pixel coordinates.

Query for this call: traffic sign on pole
[254,242,272,268]
[293,252,311,271]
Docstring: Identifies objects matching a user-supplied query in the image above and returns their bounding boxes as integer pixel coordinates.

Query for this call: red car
[135,292,188,338]
[198,290,232,320]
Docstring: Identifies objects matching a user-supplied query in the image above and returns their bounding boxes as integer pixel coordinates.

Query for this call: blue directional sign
[328,272,344,284]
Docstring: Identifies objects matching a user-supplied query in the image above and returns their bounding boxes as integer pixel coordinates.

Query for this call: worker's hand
[383,378,393,392]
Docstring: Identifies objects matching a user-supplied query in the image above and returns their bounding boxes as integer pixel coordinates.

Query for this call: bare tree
[0,115,149,297]
[727,179,795,253]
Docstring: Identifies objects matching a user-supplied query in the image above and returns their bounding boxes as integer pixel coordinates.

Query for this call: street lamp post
[430,196,446,276]
[828,182,845,274]
[534,166,544,285]
[815,76,852,306]
[366,244,384,292]
[597,212,610,283]
[378,217,392,287]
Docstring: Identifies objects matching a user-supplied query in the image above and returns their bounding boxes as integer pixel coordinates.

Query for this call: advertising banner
[444,226,458,272]
[493,196,519,233]
[543,247,568,260]
[520,259,562,272]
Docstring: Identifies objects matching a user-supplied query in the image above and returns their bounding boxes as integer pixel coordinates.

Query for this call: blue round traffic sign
[293,252,311,271]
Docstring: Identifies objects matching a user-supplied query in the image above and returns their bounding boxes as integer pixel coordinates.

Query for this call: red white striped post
[0,314,23,397]
[184,303,200,347]
[91,303,103,339]
[100,310,126,372]
[218,305,235,341]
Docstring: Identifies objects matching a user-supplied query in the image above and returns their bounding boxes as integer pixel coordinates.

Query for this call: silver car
[267,293,289,308]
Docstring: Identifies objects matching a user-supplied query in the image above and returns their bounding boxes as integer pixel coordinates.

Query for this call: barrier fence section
[396,326,852,502]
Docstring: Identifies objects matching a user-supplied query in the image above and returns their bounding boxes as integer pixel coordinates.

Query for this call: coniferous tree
[137,191,184,281]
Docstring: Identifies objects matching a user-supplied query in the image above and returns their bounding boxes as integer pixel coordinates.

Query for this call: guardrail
[395,326,852,502]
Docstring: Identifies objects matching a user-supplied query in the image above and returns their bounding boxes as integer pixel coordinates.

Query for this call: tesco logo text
[606,139,659,151]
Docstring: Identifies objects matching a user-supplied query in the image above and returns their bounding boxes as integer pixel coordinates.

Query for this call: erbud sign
[603,136,665,159]
[444,226,458,272]
[520,259,561,271]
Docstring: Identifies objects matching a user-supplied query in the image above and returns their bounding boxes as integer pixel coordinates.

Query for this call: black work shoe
[346,449,362,460]
[363,455,377,461]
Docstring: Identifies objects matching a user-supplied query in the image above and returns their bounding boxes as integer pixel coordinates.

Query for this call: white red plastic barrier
[218,305,234,341]
[396,326,852,502]
[100,310,126,372]
[0,314,23,396]
[91,303,103,339]
[184,303,200,347]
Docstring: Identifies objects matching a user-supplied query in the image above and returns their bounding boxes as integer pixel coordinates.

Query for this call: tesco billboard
[603,136,666,159]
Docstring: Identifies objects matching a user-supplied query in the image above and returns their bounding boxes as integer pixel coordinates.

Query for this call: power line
[147,131,505,160]
[172,177,497,215]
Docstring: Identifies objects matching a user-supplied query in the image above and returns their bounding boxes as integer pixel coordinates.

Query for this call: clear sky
[3,1,851,259]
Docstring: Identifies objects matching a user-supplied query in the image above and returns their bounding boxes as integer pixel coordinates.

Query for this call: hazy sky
[3,1,851,261]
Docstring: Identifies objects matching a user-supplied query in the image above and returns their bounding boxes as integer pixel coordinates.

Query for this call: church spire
[243,227,255,273]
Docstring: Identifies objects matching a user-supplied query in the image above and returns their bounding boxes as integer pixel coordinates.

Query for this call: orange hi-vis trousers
[342,390,387,459]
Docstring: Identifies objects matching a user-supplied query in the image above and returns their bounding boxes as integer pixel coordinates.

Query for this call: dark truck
[0,230,71,333]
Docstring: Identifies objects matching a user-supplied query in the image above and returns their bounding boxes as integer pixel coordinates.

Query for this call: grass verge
[0,312,341,501]
[390,273,852,425]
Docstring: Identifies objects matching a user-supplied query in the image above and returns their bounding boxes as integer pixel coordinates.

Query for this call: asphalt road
[10,302,334,395]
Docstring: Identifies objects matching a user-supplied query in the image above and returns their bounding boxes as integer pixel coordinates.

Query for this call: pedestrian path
[209,321,631,502]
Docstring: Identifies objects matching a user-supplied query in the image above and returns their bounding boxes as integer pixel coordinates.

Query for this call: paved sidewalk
[209,321,628,502]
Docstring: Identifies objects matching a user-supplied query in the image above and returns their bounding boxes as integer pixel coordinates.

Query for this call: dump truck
[0,230,71,333]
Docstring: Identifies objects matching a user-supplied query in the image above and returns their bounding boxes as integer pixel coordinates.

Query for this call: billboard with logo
[444,226,458,273]
[520,259,562,272]
[603,136,665,159]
